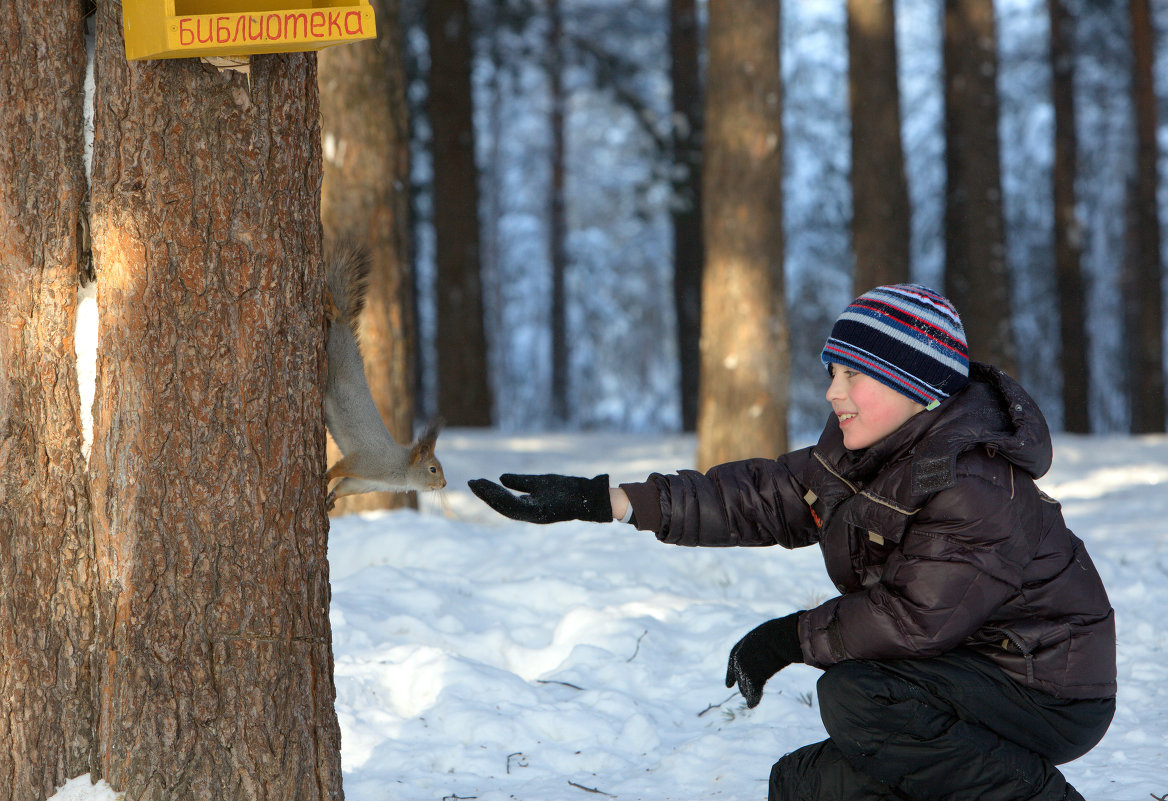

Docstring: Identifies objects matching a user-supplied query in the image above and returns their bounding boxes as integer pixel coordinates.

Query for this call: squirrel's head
[408,416,447,491]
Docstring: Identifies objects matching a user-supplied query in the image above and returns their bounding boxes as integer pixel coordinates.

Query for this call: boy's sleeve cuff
[618,480,663,532]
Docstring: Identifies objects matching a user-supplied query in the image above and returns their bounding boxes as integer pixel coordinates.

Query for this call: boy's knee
[816,661,885,725]
[769,755,796,801]
[817,660,939,755]
[767,742,832,801]
[769,739,900,801]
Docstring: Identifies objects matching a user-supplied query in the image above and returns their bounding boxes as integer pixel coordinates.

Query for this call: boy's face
[826,364,925,450]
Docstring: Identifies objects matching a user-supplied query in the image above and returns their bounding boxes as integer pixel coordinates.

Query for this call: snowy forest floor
[55,429,1168,800]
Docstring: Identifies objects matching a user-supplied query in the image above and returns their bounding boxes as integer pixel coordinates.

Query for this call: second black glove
[468,473,613,524]
[725,612,805,709]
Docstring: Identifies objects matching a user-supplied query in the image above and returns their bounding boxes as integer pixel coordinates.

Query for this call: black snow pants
[768,650,1114,801]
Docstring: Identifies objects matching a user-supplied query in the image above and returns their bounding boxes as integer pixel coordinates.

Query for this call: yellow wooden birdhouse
[122,0,377,61]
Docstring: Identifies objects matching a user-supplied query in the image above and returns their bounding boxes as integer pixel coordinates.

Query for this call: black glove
[467,473,613,524]
[725,612,804,708]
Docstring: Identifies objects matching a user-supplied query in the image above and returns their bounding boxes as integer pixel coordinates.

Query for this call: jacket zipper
[858,490,920,516]
[813,451,859,494]
[991,627,1036,684]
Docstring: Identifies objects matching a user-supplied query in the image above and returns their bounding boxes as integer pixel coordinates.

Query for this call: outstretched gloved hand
[725,612,805,708]
[468,473,614,524]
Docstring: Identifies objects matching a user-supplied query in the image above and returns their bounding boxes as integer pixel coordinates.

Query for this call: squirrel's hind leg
[325,458,358,510]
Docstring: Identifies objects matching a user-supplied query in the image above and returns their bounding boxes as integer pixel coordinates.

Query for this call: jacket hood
[819,362,1054,489]
[931,362,1053,479]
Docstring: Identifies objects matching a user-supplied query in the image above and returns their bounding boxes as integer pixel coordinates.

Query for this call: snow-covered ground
[51,428,1168,800]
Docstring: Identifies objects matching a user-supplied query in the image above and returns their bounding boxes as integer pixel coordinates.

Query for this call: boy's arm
[618,447,820,548]
[467,449,818,546]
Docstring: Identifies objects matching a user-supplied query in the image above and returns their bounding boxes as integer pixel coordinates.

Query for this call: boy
[470,284,1116,801]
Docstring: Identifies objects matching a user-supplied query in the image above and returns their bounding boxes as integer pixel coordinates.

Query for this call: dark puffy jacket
[621,364,1116,699]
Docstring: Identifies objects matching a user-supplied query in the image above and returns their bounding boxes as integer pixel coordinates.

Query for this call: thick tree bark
[88,3,342,799]
[1126,0,1166,433]
[942,0,1015,374]
[670,0,704,431]
[1049,0,1090,433]
[428,0,493,426]
[0,3,100,797]
[847,0,911,292]
[321,0,418,513]
[697,0,787,470]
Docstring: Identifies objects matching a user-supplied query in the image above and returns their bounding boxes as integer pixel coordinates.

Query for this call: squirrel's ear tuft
[409,416,445,463]
[418,416,445,447]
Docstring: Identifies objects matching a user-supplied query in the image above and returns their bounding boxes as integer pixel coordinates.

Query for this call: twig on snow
[626,630,649,662]
[568,780,616,797]
[506,752,529,774]
[536,679,585,691]
[697,691,740,717]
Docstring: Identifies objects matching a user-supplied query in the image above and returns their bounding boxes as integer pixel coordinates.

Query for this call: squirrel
[323,242,446,509]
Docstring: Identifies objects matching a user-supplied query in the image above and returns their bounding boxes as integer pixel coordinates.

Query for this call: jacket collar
[813,362,1053,496]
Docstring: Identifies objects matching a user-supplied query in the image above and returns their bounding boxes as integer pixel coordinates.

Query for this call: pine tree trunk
[847,0,911,293]
[942,0,1015,374]
[88,3,342,798]
[670,0,704,432]
[321,0,418,513]
[428,0,493,426]
[0,4,100,796]
[1049,0,1090,433]
[697,0,788,471]
[1126,0,1166,433]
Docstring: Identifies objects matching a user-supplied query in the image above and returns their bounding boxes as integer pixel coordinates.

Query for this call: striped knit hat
[821,284,969,409]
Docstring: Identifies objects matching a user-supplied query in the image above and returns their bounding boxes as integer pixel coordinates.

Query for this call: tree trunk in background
[847,0,911,293]
[670,0,704,431]
[428,0,493,426]
[549,0,570,424]
[1126,0,1165,433]
[1049,0,1090,433]
[321,0,418,513]
[88,3,342,797]
[0,3,99,796]
[942,0,1015,374]
[697,0,787,471]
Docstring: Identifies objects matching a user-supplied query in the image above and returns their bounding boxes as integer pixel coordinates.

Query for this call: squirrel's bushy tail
[326,240,372,328]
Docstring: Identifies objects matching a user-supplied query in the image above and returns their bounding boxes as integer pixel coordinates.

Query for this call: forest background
[407,0,1168,449]
[2,0,1167,799]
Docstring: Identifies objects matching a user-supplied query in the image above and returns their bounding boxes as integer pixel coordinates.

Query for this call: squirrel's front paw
[325,489,337,511]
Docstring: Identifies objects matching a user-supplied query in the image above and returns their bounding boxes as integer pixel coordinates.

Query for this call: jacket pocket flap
[842,491,917,544]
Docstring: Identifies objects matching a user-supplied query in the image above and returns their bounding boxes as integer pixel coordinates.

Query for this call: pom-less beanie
[821,284,969,409]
